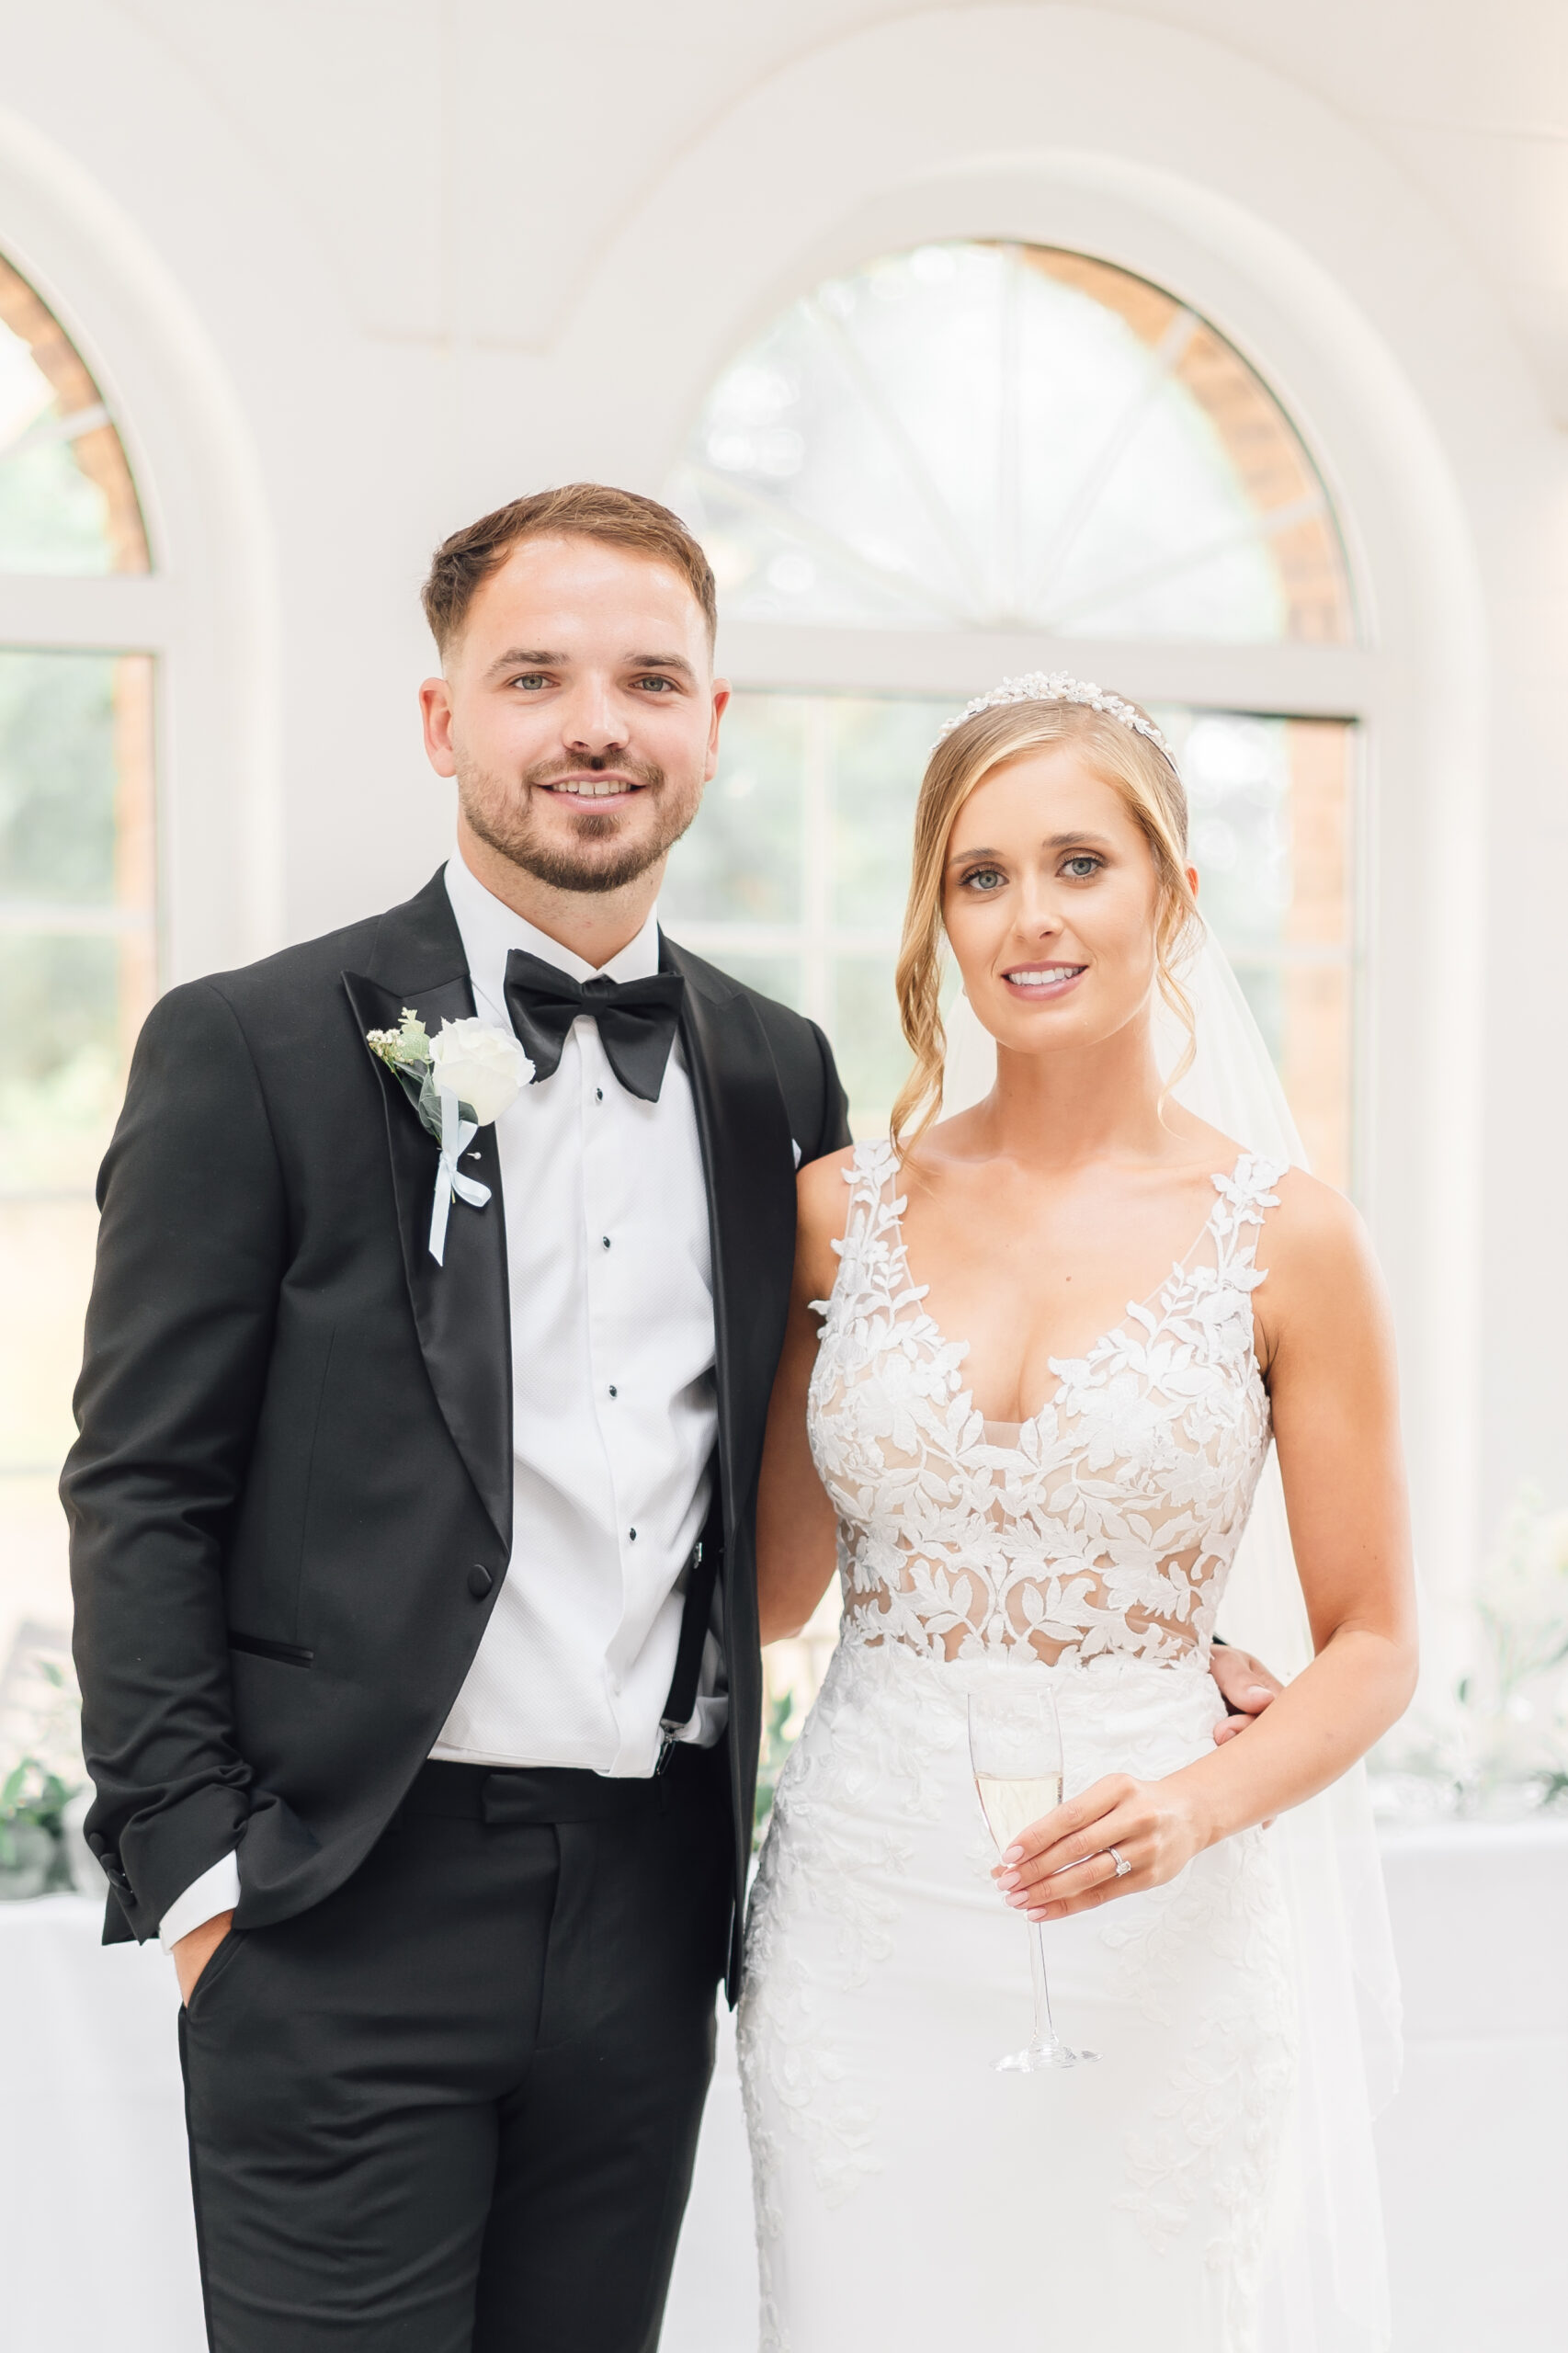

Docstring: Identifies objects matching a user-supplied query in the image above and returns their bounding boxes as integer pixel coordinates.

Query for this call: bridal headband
[933,672,1174,762]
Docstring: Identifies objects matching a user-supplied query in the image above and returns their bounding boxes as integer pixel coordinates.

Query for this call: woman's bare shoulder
[1252,1165,1389,1341]
[1255,1165,1369,1267]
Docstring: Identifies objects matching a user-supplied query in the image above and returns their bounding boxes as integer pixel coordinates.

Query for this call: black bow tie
[504,951,686,1102]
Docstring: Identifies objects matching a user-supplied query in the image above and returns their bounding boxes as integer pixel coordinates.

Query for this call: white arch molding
[0,101,282,981]
[551,4,1529,1634]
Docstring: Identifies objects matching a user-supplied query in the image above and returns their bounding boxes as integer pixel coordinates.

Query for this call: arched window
[0,252,153,1633]
[664,243,1358,1183]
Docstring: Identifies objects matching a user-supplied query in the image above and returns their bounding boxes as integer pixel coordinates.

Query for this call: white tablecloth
[5,1820,1565,2352]
[1369,1819,1568,2353]
[0,1898,204,2349]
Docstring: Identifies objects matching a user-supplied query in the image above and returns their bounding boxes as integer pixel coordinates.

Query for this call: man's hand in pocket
[173,1910,235,2006]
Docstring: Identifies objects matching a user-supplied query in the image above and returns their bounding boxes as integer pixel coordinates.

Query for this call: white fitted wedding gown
[739,1142,1300,2353]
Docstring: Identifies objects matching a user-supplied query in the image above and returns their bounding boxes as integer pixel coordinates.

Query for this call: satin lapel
[342,930,512,1555]
[666,942,797,1537]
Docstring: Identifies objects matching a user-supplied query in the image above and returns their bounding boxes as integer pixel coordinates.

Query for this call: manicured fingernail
[997,1870,1022,1889]
[1006,1892,1029,1908]
[1002,1845,1024,1865]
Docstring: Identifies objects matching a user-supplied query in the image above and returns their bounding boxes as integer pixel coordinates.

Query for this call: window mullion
[801,697,834,1028]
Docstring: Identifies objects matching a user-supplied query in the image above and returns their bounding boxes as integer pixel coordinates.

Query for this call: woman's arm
[755,1148,854,1644]
[997,1172,1418,1920]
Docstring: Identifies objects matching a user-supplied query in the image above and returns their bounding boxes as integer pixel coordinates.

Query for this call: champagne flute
[969,1679,1099,2073]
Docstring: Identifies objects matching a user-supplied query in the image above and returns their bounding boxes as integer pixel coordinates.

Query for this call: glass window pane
[701,949,803,1010]
[0,258,155,1702]
[659,692,805,929]
[1279,964,1352,1190]
[1163,707,1356,1189]
[1233,965,1285,1074]
[830,697,949,933]
[0,256,149,575]
[673,241,1351,645]
[1170,712,1293,954]
[0,933,126,1192]
[832,957,911,1132]
[0,655,156,1200]
[1,647,156,1691]
[0,1200,97,1473]
[0,650,131,903]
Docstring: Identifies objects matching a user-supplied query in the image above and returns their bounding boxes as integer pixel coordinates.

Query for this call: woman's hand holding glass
[993,1771,1211,1923]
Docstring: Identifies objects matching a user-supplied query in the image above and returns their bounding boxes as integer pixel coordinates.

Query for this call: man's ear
[420,675,457,778]
[703,677,732,782]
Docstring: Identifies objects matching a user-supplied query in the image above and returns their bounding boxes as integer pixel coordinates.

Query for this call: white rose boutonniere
[366,1006,532,1263]
[428,1018,528,1125]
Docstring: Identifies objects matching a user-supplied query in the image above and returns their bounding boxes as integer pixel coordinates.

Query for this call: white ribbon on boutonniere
[428,1086,489,1265]
[365,1008,532,1263]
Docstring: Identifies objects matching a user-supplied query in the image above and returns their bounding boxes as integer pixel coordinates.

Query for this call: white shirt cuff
[158,1852,241,1951]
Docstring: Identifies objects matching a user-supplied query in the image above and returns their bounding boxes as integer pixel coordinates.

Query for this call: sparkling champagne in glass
[968,1679,1099,2073]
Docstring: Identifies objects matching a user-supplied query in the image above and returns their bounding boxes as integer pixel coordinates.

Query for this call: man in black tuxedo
[64,484,852,2350]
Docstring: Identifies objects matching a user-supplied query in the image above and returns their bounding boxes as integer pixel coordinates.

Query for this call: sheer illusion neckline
[888,1148,1252,1445]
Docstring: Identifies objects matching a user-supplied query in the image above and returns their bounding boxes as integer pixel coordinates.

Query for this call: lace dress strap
[844,1137,898,1216]
[1209,1152,1288,1282]
[810,1141,905,1325]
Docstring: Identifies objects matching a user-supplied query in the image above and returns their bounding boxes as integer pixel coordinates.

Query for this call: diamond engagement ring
[1107,1847,1132,1879]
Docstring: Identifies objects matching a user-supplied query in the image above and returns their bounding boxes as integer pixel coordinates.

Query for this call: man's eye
[633,676,677,693]
[510,675,549,691]
[1062,855,1101,879]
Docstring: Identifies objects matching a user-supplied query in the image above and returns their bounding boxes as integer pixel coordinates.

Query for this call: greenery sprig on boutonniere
[366,1005,437,1114]
[365,1006,532,1262]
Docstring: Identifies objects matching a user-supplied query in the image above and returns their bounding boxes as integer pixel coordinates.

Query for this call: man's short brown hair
[421,483,718,657]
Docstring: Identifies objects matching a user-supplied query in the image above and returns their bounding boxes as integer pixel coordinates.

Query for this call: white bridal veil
[941,922,1402,2353]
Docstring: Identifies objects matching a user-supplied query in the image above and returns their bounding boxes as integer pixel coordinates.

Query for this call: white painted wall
[1,0,1564,1579]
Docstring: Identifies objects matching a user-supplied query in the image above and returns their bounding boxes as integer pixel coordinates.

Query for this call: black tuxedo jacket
[63,870,850,1989]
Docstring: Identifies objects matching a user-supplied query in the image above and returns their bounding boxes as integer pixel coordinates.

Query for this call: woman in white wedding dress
[740,680,1416,2353]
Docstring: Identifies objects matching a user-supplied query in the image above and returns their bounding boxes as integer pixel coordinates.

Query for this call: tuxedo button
[467,1564,494,1599]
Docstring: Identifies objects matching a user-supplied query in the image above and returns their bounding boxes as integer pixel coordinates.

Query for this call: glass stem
[1028,1918,1058,2052]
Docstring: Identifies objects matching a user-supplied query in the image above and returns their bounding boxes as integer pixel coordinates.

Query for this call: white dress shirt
[431,847,722,1772]
[159,848,722,1949]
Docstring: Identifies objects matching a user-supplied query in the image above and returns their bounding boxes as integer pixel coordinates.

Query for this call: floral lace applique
[1103,1828,1298,2349]
[738,1640,963,2240]
[808,1140,1282,1670]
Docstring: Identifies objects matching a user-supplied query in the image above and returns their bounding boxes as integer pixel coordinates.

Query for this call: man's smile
[538,773,648,803]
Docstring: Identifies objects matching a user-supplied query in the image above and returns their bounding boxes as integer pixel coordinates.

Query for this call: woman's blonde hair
[889,697,1200,1158]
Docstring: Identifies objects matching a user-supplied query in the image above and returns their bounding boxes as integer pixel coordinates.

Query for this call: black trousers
[178,1746,733,2352]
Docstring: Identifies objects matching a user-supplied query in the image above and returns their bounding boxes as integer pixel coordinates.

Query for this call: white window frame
[0,125,280,990]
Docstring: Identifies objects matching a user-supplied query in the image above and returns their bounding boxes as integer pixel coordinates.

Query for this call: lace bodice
[806,1141,1285,1670]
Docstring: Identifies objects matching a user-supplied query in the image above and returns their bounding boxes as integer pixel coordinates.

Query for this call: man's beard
[458,753,699,894]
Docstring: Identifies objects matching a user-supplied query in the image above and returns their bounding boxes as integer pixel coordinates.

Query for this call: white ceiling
[110,0,1568,414]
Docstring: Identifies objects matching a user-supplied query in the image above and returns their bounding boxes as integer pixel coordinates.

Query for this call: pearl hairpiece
[933,672,1173,762]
